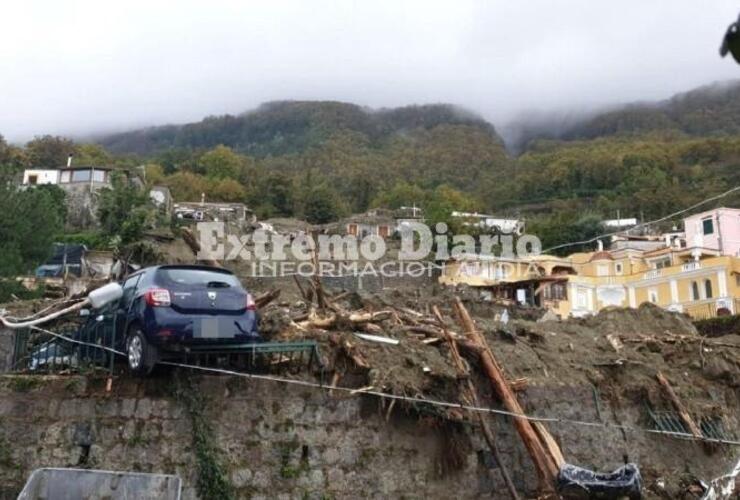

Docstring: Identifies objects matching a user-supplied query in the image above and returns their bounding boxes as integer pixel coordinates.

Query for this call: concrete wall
[60,183,108,229]
[0,375,737,499]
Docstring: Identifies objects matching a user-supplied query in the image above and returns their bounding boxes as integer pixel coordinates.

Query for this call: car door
[115,273,142,347]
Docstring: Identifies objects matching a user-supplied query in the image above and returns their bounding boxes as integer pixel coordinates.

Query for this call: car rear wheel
[126,327,157,376]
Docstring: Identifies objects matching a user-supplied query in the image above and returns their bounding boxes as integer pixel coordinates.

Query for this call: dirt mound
[583,302,698,338]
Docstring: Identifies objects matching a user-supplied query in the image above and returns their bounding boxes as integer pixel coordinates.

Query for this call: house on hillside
[440,207,740,320]
[684,207,740,257]
[174,202,256,229]
[602,217,638,229]
[331,207,429,239]
[20,160,123,228]
[450,211,525,235]
[339,210,396,239]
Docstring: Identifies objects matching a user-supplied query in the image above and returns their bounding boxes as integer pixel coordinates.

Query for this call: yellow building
[439,212,740,320]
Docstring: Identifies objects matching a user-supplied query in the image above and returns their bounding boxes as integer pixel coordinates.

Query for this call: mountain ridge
[97,101,500,157]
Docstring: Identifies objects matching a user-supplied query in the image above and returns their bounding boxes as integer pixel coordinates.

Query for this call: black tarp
[557,463,642,499]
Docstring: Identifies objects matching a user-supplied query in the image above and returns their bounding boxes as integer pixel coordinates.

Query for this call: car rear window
[157,268,242,289]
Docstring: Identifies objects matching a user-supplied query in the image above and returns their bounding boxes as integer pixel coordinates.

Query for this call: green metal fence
[11,310,118,376]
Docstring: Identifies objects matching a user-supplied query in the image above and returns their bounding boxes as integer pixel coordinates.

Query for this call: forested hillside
[99,101,498,157]
[5,80,740,253]
[508,80,740,151]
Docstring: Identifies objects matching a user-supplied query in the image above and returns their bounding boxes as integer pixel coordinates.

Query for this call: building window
[347,223,358,236]
[648,289,659,304]
[705,279,713,299]
[702,218,714,235]
[543,282,567,301]
[691,281,700,301]
[71,169,91,182]
[654,257,671,269]
[28,175,38,185]
[92,169,106,183]
[615,263,623,275]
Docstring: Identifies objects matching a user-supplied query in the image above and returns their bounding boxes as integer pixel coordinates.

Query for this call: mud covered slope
[1,288,739,499]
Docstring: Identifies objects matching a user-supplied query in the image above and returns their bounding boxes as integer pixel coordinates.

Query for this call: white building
[451,211,525,235]
[22,169,60,185]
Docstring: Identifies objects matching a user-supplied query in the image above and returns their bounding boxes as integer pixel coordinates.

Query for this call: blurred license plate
[199,318,219,338]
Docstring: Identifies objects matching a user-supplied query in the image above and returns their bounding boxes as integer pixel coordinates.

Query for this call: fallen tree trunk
[181,227,221,268]
[432,306,520,500]
[453,297,560,492]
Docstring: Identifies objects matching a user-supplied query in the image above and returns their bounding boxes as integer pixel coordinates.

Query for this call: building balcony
[681,297,735,320]
[643,269,661,279]
[681,261,702,272]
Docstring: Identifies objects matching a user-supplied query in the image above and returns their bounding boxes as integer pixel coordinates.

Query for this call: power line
[25,325,740,448]
[543,184,740,253]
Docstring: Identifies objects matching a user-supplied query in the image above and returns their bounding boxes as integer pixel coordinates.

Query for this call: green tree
[26,135,76,168]
[0,185,65,276]
[97,172,149,244]
[75,143,111,165]
[528,212,605,255]
[371,181,428,210]
[199,145,244,179]
[303,184,346,223]
[262,173,295,216]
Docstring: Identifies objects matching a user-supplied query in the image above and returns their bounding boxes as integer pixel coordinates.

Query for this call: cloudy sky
[1,0,739,142]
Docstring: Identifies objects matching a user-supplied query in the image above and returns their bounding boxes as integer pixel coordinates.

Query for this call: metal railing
[11,312,118,375]
[683,297,735,320]
[10,318,324,379]
[171,341,325,378]
[648,407,734,443]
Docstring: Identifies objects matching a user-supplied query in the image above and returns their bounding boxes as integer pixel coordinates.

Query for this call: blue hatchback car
[116,265,261,375]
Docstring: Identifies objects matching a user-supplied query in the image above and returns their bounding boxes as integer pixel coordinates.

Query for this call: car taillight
[145,288,171,307]
[246,293,256,311]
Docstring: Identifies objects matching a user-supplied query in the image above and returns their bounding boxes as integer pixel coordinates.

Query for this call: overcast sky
[1,0,739,143]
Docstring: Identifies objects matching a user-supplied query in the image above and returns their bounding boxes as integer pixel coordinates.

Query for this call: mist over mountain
[98,101,499,157]
[96,80,740,158]
[503,80,740,153]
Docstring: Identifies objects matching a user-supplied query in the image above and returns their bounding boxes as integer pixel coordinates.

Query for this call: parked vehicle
[116,265,261,375]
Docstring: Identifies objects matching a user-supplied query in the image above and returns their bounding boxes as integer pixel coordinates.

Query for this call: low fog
[1,0,739,144]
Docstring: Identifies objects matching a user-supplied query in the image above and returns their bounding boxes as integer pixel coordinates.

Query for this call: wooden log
[310,238,327,311]
[432,306,520,500]
[533,422,566,467]
[329,333,370,369]
[360,323,384,334]
[656,371,703,439]
[292,274,309,301]
[453,297,560,491]
[348,310,392,323]
[254,289,281,309]
[181,227,221,268]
